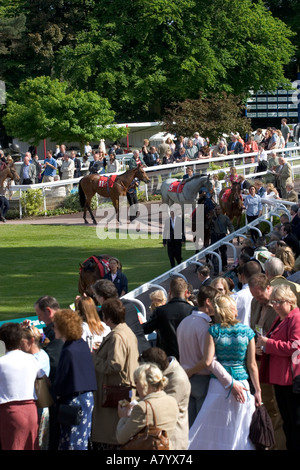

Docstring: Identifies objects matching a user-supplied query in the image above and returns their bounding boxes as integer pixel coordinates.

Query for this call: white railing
[8,144,300,219]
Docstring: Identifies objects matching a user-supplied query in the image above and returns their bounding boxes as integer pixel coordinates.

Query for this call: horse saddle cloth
[168,181,185,193]
[80,256,110,278]
[221,188,231,203]
[98,174,117,189]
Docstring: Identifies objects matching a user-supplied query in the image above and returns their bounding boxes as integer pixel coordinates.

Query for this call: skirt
[58,392,94,450]
[188,379,255,450]
[0,400,39,450]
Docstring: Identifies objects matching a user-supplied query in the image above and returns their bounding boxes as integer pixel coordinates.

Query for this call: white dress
[188,323,256,450]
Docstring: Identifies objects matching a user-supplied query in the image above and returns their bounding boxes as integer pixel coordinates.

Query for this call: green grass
[0,224,191,321]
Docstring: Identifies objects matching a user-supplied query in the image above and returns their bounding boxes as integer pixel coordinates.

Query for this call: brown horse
[219,182,244,230]
[0,163,20,188]
[78,166,150,224]
[78,254,112,295]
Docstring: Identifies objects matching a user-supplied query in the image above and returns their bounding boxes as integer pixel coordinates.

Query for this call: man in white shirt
[231,261,262,326]
[177,285,246,427]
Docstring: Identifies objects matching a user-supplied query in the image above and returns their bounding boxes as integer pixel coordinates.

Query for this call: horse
[78,254,119,296]
[0,163,20,188]
[78,166,150,224]
[219,182,244,230]
[160,174,215,208]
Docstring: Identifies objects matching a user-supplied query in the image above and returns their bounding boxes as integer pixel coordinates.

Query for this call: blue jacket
[104,270,128,297]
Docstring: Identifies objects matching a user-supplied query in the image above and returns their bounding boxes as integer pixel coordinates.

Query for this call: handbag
[102,383,132,408]
[121,400,169,451]
[291,362,300,394]
[57,403,82,426]
[35,376,54,408]
[249,404,275,450]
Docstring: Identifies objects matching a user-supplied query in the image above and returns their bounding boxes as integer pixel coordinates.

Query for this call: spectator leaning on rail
[20,152,37,185]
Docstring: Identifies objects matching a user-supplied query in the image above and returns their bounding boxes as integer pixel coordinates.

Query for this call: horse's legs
[84,200,97,225]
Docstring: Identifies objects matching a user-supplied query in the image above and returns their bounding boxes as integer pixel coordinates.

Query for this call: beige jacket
[116,390,179,448]
[164,358,191,450]
[91,322,139,444]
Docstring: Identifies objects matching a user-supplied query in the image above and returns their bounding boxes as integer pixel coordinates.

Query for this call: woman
[53,309,97,450]
[244,185,262,243]
[75,295,110,350]
[91,298,139,449]
[20,323,51,450]
[211,277,232,296]
[80,155,90,176]
[106,153,120,174]
[256,285,300,450]
[261,128,272,150]
[188,295,261,450]
[0,322,44,450]
[275,245,295,277]
[116,363,178,448]
[265,183,279,200]
[244,135,258,169]
[141,139,150,160]
[149,290,167,312]
[104,257,128,297]
[256,143,268,173]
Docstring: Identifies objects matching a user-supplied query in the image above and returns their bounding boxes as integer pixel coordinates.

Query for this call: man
[197,265,212,286]
[227,134,244,154]
[281,118,290,147]
[157,140,171,161]
[231,261,262,326]
[20,153,36,184]
[70,150,81,178]
[142,277,194,360]
[269,127,279,150]
[91,279,149,354]
[212,140,227,159]
[128,149,145,169]
[34,295,63,450]
[264,257,300,307]
[89,152,103,174]
[60,152,75,194]
[237,174,251,192]
[0,193,9,222]
[139,347,191,450]
[143,146,160,167]
[184,138,198,160]
[163,209,185,268]
[209,205,234,274]
[193,132,205,149]
[276,156,293,198]
[280,222,300,259]
[177,285,247,427]
[43,150,57,183]
[248,274,286,450]
[284,183,298,203]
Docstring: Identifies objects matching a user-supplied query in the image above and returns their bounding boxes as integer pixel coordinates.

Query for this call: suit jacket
[228,141,244,154]
[20,163,37,184]
[91,322,139,444]
[261,308,300,386]
[163,216,185,246]
[143,298,194,359]
[283,233,300,258]
[163,358,191,450]
[250,298,277,336]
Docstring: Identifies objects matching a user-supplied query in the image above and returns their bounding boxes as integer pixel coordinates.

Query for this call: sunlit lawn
[0,223,191,321]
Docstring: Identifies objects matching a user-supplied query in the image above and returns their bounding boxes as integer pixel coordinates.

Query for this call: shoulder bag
[35,376,54,408]
[121,400,169,451]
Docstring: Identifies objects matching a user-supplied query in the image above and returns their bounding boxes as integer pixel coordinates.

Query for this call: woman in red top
[256,284,300,450]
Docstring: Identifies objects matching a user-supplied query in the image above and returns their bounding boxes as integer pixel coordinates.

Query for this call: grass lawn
[0,223,191,322]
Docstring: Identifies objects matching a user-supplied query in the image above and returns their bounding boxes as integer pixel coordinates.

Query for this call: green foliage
[3,76,126,151]
[61,191,98,213]
[163,92,253,144]
[20,188,43,216]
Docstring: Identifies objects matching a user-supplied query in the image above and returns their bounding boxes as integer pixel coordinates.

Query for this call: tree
[163,93,252,144]
[3,76,126,154]
[55,0,296,121]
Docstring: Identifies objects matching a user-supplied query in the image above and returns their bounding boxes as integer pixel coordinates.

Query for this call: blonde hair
[275,245,295,273]
[213,295,239,327]
[21,324,49,347]
[134,363,168,395]
[149,290,167,311]
[270,285,297,310]
[75,296,105,335]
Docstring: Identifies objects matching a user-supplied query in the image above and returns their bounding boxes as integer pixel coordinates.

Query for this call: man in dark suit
[163,210,185,268]
[280,222,300,259]
[227,134,244,154]
[237,174,251,192]
[197,265,212,286]
[142,277,194,359]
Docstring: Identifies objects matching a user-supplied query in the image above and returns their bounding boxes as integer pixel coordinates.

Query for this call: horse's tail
[78,180,86,208]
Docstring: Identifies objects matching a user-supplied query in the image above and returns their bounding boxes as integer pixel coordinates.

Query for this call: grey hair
[264,257,284,278]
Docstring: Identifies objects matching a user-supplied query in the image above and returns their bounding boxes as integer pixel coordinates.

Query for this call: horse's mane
[183,174,210,183]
